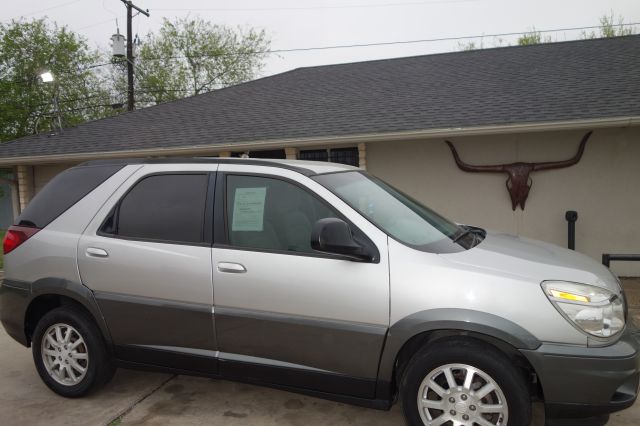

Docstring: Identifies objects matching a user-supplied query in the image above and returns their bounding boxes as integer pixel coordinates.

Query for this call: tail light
[3,226,40,255]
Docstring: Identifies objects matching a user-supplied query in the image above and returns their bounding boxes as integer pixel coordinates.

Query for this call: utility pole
[120,0,149,111]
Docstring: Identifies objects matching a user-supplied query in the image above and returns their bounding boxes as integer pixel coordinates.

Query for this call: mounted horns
[445,131,592,210]
[531,131,592,171]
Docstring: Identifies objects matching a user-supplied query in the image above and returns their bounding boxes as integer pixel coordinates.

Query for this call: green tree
[517,28,552,46]
[0,19,116,142]
[457,39,483,51]
[582,12,636,39]
[457,36,514,51]
[115,18,270,106]
[459,13,636,52]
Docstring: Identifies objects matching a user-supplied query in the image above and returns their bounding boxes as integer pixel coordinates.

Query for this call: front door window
[225,175,336,253]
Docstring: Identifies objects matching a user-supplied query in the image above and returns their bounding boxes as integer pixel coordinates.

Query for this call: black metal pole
[565,210,578,250]
[126,1,134,111]
[602,254,640,267]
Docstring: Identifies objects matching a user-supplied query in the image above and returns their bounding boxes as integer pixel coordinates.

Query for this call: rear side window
[17,164,124,228]
[101,174,209,244]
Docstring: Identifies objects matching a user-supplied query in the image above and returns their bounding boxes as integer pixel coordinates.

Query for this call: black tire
[400,337,531,426]
[32,305,116,397]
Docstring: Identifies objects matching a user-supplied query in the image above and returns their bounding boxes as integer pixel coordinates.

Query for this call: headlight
[542,281,625,338]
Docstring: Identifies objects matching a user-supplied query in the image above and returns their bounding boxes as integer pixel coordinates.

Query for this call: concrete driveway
[1,277,640,425]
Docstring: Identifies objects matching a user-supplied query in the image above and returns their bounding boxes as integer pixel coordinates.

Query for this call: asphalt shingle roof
[1,35,639,159]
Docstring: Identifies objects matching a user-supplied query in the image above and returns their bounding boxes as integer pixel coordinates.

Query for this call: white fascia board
[1,116,638,166]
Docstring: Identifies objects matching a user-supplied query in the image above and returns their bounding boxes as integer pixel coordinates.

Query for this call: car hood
[439,231,621,293]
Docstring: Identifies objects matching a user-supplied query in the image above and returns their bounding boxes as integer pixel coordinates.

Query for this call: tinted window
[299,149,328,162]
[329,147,359,166]
[226,175,336,253]
[299,147,359,166]
[245,149,286,159]
[17,164,124,228]
[108,174,208,244]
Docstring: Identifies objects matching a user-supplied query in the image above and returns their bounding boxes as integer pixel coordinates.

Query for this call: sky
[2,0,639,77]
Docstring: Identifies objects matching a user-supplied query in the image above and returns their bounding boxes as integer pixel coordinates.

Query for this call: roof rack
[78,157,317,176]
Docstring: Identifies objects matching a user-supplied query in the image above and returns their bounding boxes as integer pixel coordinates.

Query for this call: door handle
[217,262,247,273]
[86,247,109,258]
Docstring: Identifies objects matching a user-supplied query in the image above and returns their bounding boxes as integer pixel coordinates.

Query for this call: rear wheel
[32,306,115,397]
[400,338,531,426]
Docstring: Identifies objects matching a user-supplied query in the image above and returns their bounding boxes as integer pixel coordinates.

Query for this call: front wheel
[32,306,115,397]
[400,338,531,426]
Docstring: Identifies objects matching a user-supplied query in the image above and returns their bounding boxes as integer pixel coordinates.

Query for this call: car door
[212,164,390,398]
[77,164,218,373]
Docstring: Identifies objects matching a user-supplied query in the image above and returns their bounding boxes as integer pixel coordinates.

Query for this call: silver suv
[1,158,638,425]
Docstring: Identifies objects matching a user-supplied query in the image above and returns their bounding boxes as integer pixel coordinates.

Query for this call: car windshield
[313,171,482,253]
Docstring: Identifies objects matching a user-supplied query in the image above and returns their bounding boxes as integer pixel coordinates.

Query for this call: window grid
[299,147,359,166]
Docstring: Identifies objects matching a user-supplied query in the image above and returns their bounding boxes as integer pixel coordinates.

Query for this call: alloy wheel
[417,363,508,426]
[40,323,90,386]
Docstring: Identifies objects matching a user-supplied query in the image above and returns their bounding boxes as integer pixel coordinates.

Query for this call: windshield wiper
[452,227,473,243]
[452,226,484,245]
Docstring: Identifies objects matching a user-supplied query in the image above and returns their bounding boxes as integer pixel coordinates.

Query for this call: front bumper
[521,327,640,419]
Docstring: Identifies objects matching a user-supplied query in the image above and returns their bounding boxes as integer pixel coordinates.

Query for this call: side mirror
[310,218,371,261]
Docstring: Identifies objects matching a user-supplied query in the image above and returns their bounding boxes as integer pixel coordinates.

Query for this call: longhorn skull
[445,131,592,210]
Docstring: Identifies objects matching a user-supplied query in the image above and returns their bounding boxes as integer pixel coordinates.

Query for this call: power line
[1,60,126,86]
[75,18,116,31]
[137,88,192,93]
[138,22,640,60]
[2,92,124,108]
[4,0,83,22]
[2,21,638,84]
[153,0,478,12]
[82,59,126,70]
[32,102,122,117]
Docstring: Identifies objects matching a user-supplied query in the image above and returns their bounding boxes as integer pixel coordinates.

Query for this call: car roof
[79,157,360,176]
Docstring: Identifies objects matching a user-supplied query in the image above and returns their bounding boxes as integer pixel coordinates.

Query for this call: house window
[329,147,359,166]
[231,149,286,159]
[299,147,359,167]
[298,149,328,162]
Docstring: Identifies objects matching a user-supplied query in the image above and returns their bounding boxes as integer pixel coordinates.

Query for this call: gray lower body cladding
[93,291,217,353]
[0,279,30,346]
[1,280,386,401]
[93,292,387,379]
[94,292,386,399]
[521,327,640,418]
[0,278,114,347]
[214,306,388,381]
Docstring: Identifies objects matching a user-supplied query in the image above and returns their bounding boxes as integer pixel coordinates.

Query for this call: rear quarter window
[100,173,209,244]
[16,164,124,228]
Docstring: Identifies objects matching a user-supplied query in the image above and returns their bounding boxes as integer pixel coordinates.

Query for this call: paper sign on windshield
[232,187,267,231]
